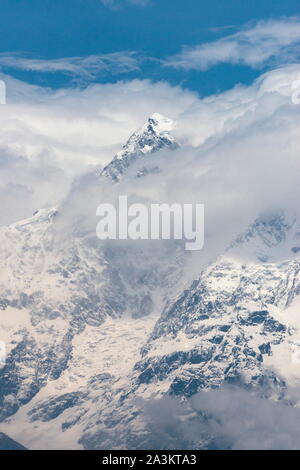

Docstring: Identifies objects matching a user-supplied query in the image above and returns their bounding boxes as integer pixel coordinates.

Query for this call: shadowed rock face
[133,213,298,398]
[1,115,300,449]
[1,212,300,449]
[0,432,27,450]
[0,114,186,428]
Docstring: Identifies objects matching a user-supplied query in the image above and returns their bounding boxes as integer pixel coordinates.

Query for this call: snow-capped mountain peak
[146,112,175,135]
[100,113,178,182]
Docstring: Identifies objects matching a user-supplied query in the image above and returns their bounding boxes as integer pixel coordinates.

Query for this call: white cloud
[48,63,300,272]
[0,52,140,81]
[191,387,300,450]
[1,61,300,268]
[100,0,149,9]
[0,73,196,225]
[167,18,300,70]
[138,387,300,450]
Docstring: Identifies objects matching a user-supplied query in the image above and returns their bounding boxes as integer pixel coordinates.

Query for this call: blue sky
[0,0,300,95]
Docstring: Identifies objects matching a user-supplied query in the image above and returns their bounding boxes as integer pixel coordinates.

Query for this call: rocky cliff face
[100,113,178,182]
[0,114,185,432]
[134,213,300,398]
[1,116,300,450]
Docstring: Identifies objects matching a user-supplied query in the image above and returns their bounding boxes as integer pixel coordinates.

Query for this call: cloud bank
[138,387,300,450]
[167,18,300,70]
[192,387,300,450]
[48,63,300,271]
[0,74,195,225]
[1,63,300,271]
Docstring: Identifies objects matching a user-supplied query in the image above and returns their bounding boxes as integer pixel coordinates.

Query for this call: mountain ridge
[100,113,178,182]
[0,117,300,449]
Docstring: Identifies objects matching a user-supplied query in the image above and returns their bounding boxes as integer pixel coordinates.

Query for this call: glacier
[0,113,300,449]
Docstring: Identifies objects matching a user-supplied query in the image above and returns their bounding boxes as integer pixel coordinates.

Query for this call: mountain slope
[2,212,300,450]
[0,114,186,432]
[0,432,27,450]
[100,113,178,182]
[1,115,300,449]
[132,212,300,399]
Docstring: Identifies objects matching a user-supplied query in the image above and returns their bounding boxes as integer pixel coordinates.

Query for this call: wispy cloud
[100,0,149,9]
[167,18,300,71]
[0,52,140,80]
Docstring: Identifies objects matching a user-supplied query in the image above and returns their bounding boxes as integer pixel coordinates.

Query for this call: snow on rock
[100,113,178,182]
[1,115,300,449]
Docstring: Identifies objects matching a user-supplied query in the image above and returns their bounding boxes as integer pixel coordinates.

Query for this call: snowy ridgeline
[0,114,300,449]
